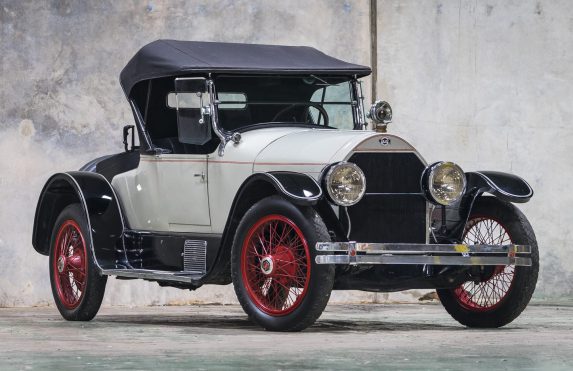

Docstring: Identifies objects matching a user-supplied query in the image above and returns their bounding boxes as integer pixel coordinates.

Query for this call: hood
[253,129,419,175]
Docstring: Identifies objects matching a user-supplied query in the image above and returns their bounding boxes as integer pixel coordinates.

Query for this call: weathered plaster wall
[377,0,573,299]
[0,0,571,307]
[0,0,376,307]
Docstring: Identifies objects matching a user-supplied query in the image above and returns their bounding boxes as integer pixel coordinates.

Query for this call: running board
[101,269,204,284]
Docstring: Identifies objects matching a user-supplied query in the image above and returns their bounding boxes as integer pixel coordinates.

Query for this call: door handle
[194,172,206,181]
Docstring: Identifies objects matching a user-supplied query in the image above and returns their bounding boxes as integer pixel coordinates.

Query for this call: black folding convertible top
[120,40,371,96]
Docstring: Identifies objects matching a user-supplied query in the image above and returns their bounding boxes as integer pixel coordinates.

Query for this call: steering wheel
[271,103,329,126]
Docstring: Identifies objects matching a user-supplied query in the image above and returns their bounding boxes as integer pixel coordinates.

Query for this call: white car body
[32,40,538,332]
[112,128,421,235]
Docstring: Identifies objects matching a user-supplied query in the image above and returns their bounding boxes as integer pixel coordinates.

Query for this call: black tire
[231,196,335,331]
[49,204,107,321]
[437,197,539,328]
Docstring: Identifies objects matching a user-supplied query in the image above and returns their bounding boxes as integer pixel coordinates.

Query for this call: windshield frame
[210,74,366,135]
[206,74,367,156]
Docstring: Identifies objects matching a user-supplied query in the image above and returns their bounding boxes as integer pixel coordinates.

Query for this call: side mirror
[123,125,136,152]
[367,100,392,133]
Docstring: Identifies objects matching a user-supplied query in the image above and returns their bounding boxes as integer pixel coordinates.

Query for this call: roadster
[33,40,538,331]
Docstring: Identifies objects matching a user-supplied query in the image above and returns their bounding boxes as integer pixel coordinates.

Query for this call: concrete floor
[0,304,572,370]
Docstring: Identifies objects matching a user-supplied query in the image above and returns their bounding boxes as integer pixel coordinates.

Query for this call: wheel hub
[57,255,66,273]
[260,256,274,275]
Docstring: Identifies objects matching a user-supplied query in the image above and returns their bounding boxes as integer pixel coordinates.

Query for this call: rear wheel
[49,204,107,321]
[437,197,539,327]
[231,196,334,331]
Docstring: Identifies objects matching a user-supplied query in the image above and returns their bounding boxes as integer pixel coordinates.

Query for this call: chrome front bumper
[315,242,532,266]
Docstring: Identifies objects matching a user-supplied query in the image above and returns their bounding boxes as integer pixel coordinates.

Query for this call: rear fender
[32,171,127,270]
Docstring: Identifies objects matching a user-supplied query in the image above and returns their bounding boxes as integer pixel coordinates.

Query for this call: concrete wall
[377,0,573,299]
[0,0,571,307]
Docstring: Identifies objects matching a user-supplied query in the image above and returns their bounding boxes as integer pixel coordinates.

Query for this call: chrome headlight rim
[422,161,467,206]
[323,161,366,207]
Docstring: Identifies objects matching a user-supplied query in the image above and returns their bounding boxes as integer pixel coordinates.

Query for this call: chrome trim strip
[315,255,531,266]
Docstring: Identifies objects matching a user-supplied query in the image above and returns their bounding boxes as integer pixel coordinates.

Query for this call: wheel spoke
[53,220,87,309]
[453,216,515,311]
[241,215,311,316]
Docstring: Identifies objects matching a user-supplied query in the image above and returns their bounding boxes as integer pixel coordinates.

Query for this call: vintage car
[32,40,538,331]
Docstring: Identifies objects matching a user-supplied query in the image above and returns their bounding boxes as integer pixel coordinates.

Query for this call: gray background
[0,0,571,307]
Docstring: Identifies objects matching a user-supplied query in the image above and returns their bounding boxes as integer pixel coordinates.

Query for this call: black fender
[32,171,127,270]
[79,151,140,182]
[264,171,322,205]
[466,171,533,203]
[439,171,533,242]
[202,171,324,284]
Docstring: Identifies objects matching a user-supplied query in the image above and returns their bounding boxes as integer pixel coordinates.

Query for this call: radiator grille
[183,240,207,274]
[347,152,428,243]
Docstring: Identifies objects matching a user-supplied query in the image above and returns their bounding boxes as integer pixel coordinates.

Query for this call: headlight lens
[325,162,366,206]
[422,162,466,205]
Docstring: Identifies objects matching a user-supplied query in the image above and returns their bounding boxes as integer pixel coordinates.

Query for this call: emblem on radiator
[379,137,391,146]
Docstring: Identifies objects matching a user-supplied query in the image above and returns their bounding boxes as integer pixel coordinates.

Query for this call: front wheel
[49,204,107,321]
[231,196,334,331]
[437,197,539,328]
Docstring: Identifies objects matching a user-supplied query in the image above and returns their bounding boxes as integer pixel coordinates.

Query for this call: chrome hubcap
[260,256,274,275]
[57,255,65,273]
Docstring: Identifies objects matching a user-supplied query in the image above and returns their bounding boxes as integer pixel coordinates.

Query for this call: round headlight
[324,162,366,206]
[422,162,466,206]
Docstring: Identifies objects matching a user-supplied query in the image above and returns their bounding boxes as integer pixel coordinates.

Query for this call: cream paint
[113,127,425,237]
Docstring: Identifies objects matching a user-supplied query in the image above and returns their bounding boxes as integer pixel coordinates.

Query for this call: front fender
[265,171,322,205]
[466,171,533,203]
[203,171,323,284]
[32,171,126,270]
[438,171,533,242]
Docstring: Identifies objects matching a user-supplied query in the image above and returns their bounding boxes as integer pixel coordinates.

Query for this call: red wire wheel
[241,214,311,316]
[453,216,516,312]
[52,220,88,309]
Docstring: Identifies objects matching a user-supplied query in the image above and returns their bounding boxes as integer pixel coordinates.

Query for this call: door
[156,154,211,227]
[156,77,213,227]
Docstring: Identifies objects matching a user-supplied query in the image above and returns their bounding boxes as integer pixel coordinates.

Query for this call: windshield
[214,75,356,132]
